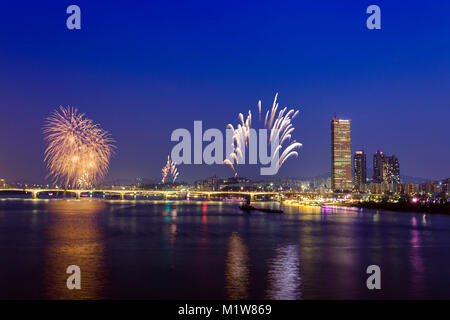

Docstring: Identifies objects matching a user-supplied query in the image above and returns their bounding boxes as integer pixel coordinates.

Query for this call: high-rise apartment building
[353,151,367,192]
[373,151,400,184]
[373,150,385,183]
[331,117,352,192]
[383,155,400,184]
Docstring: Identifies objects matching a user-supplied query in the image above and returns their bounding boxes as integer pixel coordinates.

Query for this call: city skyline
[0,109,448,185]
[1,1,450,304]
[1,1,450,183]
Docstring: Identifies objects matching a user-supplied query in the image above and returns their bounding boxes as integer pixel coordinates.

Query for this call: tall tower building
[384,155,400,184]
[353,151,367,192]
[331,117,352,192]
[373,150,385,183]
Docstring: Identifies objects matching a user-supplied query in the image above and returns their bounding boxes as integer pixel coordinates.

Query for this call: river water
[0,198,449,299]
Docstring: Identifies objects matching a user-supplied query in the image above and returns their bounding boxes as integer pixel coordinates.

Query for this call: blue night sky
[0,0,449,183]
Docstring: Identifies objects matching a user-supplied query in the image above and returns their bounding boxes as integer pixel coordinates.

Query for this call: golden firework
[43,106,115,189]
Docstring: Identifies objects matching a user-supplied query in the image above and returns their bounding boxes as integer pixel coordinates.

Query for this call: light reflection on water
[266,244,302,300]
[1,199,450,299]
[225,232,250,299]
[43,200,107,299]
[409,216,425,297]
[162,204,177,248]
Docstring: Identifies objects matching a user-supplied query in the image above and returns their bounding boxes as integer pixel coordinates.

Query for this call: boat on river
[239,204,284,214]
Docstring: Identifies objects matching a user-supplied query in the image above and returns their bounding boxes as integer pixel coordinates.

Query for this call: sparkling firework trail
[43,106,115,189]
[224,93,302,175]
[161,155,179,183]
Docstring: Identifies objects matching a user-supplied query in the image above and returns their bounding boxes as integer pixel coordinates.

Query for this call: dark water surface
[1,199,450,300]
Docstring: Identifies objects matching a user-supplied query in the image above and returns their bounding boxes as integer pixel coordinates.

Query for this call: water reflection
[202,201,207,224]
[162,203,177,247]
[43,200,107,299]
[266,244,302,300]
[373,211,380,222]
[200,202,208,247]
[2,199,448,299]
[225,232,250,299]
[410,216,425,297]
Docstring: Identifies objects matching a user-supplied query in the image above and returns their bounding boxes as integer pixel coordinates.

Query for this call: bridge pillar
[76,192,81,200]
[278,193,283,202]
[163,193,168,201]
[120,193,125,200]
[206,193,211,201]
[32,191,37,199]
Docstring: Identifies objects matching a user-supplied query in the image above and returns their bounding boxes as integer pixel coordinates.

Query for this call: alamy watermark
[66,265,81,290]
[66,5,381,31]
[366,265,381,290]
[66,5,81,30]
[170,121,283,176]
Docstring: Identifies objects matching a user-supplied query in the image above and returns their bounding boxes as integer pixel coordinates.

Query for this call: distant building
[383,155,400,184]
[394,183,403,194]
[381,181,390,194]
[368,182,382,195]
[353,151,367,192]
[373,150,385,183]
[404,183,417,195]
[419,183,427,194]
[421,181,441,195]
[0,179,6,188]
[207,176,219,191]
[221,177,249,185]
[373,151,400,184]
[331,117,352,192]
[196,176,220,191]
[444,178,450,195]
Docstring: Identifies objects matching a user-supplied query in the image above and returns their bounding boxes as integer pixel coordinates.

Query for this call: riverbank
[353,201,450,214]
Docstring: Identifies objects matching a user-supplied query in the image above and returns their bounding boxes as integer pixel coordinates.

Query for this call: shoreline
[353,201,450,215]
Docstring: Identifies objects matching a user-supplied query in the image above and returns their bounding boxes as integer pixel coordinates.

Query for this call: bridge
[0,188,285,201]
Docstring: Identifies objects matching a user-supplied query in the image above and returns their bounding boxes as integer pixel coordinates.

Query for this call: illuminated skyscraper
[384,155,400,184]
[373,151,400,184]
[373,150,385,183]
[353,151,367,192]
[331,117,352,192]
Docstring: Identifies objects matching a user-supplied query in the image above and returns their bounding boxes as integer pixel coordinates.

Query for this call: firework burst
[161,155,179,183]
[224,93,302,175]
[43,106,115,189]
